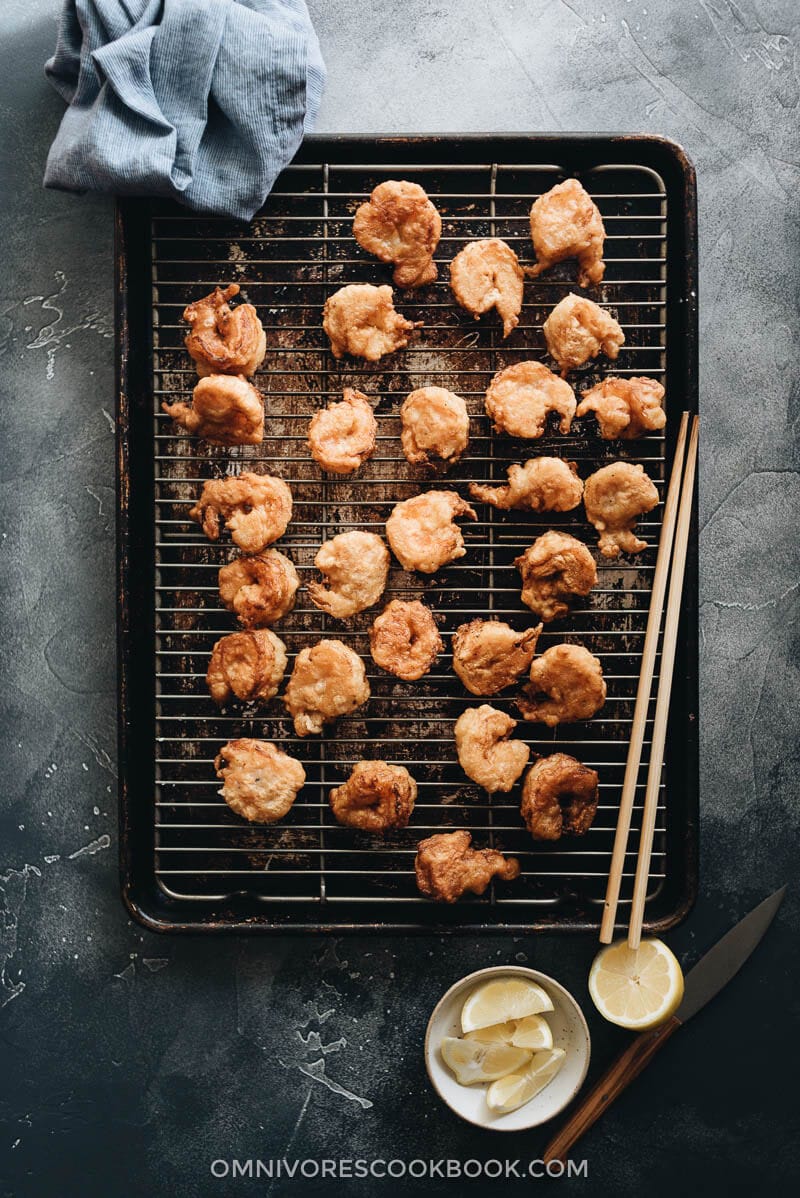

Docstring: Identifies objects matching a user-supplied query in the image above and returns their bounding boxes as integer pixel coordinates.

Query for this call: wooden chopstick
[628,415,699,948]
[599,412,691,944]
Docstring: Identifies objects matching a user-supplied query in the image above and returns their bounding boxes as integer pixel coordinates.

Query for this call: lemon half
[589,938,684,1030]
[461,978,554,1033]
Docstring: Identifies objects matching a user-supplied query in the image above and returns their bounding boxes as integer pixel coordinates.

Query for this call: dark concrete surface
[1,2,799,1195]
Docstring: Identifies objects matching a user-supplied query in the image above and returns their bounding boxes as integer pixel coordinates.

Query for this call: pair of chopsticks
[601,411,699,949]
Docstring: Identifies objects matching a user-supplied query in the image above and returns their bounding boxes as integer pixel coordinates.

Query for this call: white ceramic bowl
[424,965,591,1131]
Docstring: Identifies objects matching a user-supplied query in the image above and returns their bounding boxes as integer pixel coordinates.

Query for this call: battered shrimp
[527,179,606,287]
[162,375,264,445]
[469,458,583,513]
[454,705,530,793]
[214,739,305,824]
[452,619,542,697]
[543,293,625,375]
[353,180,442,287]
[415,831,520,903]
[517,643,606,726]
[484,361,576,439]
[369,600,443,681]
[323,284,422,360]
[329,760,417,832]
[515,530,597,622]
[307,531,390,618]
[521,753,599,840]
[206,629,287,705]
[583,461,659,558]
[449,239,524,338]
[189,472,292,553]
[284,639,370,736]
[183,284,266,378]
[218,550,299,627]
[385,490,477,574]
[576,376,666,440]
[307,388,377,474]
[400,387,470,469]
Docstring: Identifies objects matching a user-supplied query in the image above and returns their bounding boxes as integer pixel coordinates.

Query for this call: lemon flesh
[440,1037,532,1086]
[589,938,684,1030]
[465,1014,554,1051]
[486,1047,566,1113]
[461,978,554,1033]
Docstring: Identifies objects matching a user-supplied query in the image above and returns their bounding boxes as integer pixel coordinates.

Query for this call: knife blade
[543,886,786,1164]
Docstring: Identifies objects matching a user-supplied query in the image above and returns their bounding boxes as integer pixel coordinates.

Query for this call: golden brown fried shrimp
[449,239,524,338]
[284,639,370,736]
[469,458,583,512]
[543,293,625,376]
[353,180,442,288]
[218,550,299,627]
[521,753,599,840]
[576,376,666,440]
[189,472,292,553]
[307,388,377,474]
[452,619,542,697]
[484,361,576,439]
[183,284,266,378]
[515,530,597,622]
[517,643,606,726]
[214,739,305,824]
[162,375,264,445]
[400,387,469,469]
[415,830,520,903]
[583,462,660,558]
[206,629,287,705]
[385,490,477,574]
[454,705,530,793]
[369,600,443,681]
[307,531,390,618]
[528,179,606,288]
[329,760,418,832]
[322,284,422,360]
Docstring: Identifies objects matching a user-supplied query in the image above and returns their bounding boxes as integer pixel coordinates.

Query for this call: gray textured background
[1,1,799,1195]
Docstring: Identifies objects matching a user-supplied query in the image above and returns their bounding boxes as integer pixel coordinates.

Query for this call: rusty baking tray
[115,134,698,933]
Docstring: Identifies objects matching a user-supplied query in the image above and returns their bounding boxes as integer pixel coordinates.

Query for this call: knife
[543,886,786,1163]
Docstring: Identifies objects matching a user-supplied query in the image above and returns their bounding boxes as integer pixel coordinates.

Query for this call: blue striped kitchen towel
[43,0,326,220]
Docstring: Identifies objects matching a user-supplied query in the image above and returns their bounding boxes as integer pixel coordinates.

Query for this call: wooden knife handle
[543,1015,682,1163]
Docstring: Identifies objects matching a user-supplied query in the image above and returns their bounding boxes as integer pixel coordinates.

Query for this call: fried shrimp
[415,830,520,903]
[162,375,264,445]
[543,293,625,375]
[353,180,442,288]
[449,239,524,338]
[183,284,266,378]
[576,375,666,440]
[469,458,583,513]
[284,639,370,736]
[189,472,292,553]
[307,388,377,474]
[218,550,299,627]
[307,531,390,618]
[206,629,287,705]
[583,461,660,558]
[214,739,305,824]
[452,619,542,697]
[329,760,417,832]
[369,600,442,681]
[515,530,597,622]
[517,643,606,726]
[521,753,599,840]
[400,387,470,469]
[484,361,576,439]
[385,490,477,574]
[322,284,422,360]
[527,179,606,287]
[454,705,530,793]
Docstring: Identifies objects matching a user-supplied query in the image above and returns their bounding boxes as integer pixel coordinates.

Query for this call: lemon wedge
[465,1014,554,1051]
[589,938,684,1030]
[486,1047,566,1113]
[440,1037,532,1086]
[461,978,554,1033]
